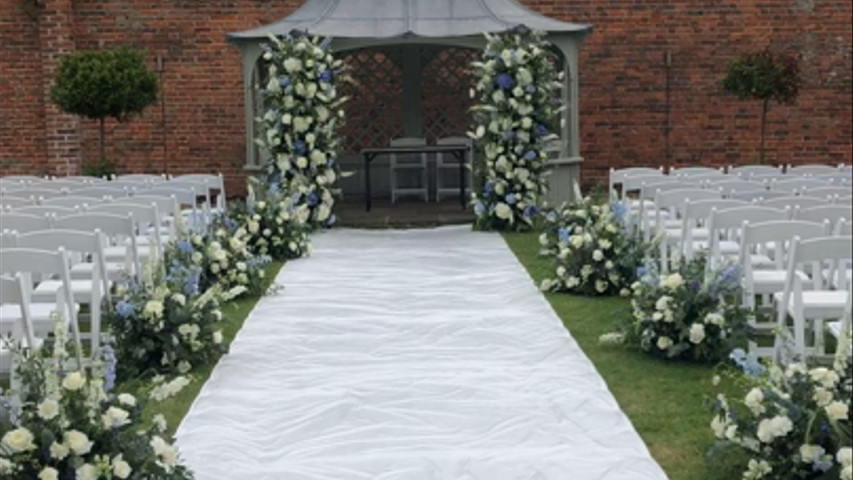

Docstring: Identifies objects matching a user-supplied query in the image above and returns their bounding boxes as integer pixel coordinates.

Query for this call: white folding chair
[730,165,783,178]
[608,167,663,201]
[793,205,853,226]
[389,137,429,203]
[68,186,131,198]
[620,173,670,214]
[435,137,472,202]
[14,205,80,217]
[760,195,829,211]
[53,213,140,279]
[40,195,110,207]
[1,175,45,183]
[114,173,168,184]
[706,205,788,273]
[0,248,82,363]
[637,180,695,239]
[143,186,204,232]
[15,188,67,199]
[680,199,748,260]
[121,195,179,240]
[802,186,853,199]
[0,196,36,209]
[709,179,765,197]
[87,202,164,262]
[787,164,841,176]
[816,173,853,187]
[0,274,39,379]
[769,177,829,193]
[655,189,721,272]
[671,166,725,177]
[171,173,227,214]
[0,212,52,233]
[729,189,790,202]
[739,220,829,357]
[774,236,853,359]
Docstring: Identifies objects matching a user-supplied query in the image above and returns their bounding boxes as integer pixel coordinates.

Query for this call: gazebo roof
[228,0,591,41]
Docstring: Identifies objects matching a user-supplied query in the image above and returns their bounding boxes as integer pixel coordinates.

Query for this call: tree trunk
[759,99,769,165]
[100,117,105,163]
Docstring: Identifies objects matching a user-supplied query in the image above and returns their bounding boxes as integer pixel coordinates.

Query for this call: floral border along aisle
[257,33,348,229]
[469,30,561,231]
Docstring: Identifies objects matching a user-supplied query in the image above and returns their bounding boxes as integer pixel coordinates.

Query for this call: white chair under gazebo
[229,0,592,206]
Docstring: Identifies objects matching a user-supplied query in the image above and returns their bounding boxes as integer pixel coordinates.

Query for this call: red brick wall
[2,0,851,189]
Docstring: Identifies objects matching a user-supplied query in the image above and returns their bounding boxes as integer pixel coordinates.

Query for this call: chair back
[729,189,790,202]
[761,196,828,211]
[793,205,853,225]
[730,165,782,178]
[802,186,852,199]
[69,186,130,198]
[787,164,840,176]
[0,196,35,208]
[769,177,829,193]
[15,205,80,217]
[0,274,36,349]
[40,195,109,207]
[53,213,139,275]
[671,166,723,177]
[0,212,52,233]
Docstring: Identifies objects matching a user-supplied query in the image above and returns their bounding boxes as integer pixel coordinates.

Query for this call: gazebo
[228,0,592,204]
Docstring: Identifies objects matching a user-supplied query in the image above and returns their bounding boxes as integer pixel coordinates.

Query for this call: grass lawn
[119,259,285,436]
[503,232,744,480]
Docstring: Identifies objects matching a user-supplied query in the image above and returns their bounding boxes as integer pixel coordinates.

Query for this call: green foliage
[80,158,116,178]
[50,47,158,122]
[721,48,800,104]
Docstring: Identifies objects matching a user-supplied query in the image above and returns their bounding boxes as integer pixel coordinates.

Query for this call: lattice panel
[421,47,478,143]
[339,49,404,153]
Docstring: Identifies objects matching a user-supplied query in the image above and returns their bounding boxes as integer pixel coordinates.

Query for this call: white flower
[191,251,203,264]
[652,311,664,322]
[50,441,69,460]
[743,459,772,479]
[2,427,36,452]
[704,312,725,326]
[838,447,853,467]
[688,323,706,344]
[756,415,793,443]
[655,296,672,311]
[539,233,548,245]
[620,288,631,297]
[800,444,823,463]
[595,280,608,293]
[592,250,604,262]
[556,266,567,277]
[37,398,60,420]
[143,300,165,319]
[102,406,131,429]
[598,332,624,345]
[171,293,186,306]
[660,273,684,290]
[710,415,727,438]
[76,464,98,480]
[809,367,839,388]
[293,116,310,133]
[605,260,614,270]
[744,387,766,415]
[38,467,59,480]
[153,413,168,432]
[570,235,584,249]
[64,429,93,455]
[656,336,673,350]
[566,276,580,288]
[112,455,133,479]
[494,203,513,220]
[296,156,309,169]
[283,57,302,73]
[825,401,849,421]
[62,371,86,391]
[212,330,223,344]
[117,393,137,407]
[309,149,326,165]
[598,239,612,250]
[813,387,833,406]
[178,360,192,374]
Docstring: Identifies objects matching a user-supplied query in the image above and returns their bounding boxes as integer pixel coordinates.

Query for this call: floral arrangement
[232,182,312,261]
[708,330,852,480]
[620,253,749,362]
[257,33,348,229]
[0,320,193,479]
[166,217,271,298]
[538,199,647,296]
[105,260,234,380]
[469,30,561,231]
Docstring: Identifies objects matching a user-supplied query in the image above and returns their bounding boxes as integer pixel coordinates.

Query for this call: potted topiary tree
[50,46,159,174]
[721,48,800,164]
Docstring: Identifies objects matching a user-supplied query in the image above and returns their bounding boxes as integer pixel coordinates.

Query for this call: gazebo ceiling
[227,0,591,41]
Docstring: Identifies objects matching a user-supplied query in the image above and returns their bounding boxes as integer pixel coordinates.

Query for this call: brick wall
[2,0,851,191]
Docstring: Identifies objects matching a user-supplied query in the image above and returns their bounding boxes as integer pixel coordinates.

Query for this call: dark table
[360,144,470,212]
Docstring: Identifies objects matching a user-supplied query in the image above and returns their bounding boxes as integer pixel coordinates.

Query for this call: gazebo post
[402,44,424,137]
[548,33,587,204]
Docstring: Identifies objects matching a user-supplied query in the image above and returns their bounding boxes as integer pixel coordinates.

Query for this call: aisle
[175,226,666,479]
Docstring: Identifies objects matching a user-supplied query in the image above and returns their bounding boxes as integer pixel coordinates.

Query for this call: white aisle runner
[176,226,666,480]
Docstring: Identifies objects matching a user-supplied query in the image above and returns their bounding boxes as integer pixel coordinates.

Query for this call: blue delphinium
[523,150,537,161]
[319,70,333,83]
[484,181,495,195]
[307,192,319,207]
[474,200,485,215]
[101,344,117,392]
[293,140,307,155]
[177,240,194,254]
[610,201,627,224]
[115,300,135,319]
[535,125,548,137]
[545,210,557,222]
[495,73,513,90]
[278,75,290,88]
[636,265,649,278]
[523,205,540,218]
[558,227,571,244]
[505,193,517,205]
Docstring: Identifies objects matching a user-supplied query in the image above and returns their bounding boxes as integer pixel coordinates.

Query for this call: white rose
[153,414,168,433]
[757,415,793,443]
[112,455,133,479]
[704,312,725,326]
[688,323,706,344]
[660,273,684,290]
[62,371,85,391]
[656,336,673,350]
[102,406,131,429]
[838,447,853,467]
[592,250,604,262]
[283,57,302,73]
[76,464,98,480]
[171,293,186,306]
[39,467,59,480]
[570,235,584,249]
[813,387,833,406]
[800,444,822,463]
[296,156,309,169]
[810,367,840,388]
[64,429,93,455]
[494,203,513,220]
[2,427,36,452]
[825,401,849,421]
[143,300,164,319]
[191,251,203,264]
[595,280,608,293]
[710,415,727,438]
[655,296,672,311]
[49,441,69,459]
[37,398,60,420]
[212,330,223,344]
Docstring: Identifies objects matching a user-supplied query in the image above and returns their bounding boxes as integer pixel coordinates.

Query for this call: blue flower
[474,201,485,215]
[278,75,291,88]
[729,348,766,379]
[269,182,280,194]
[636,266,649,278]
[523,205,540,217]
[101,345,116,393]
[177,240,193,254]
[546,210,557,222]
[484,182,495,194]
[307,192,319,207]
[495,73,513,90]
[115,300,135,318]
[505,193,517,205]
[293,141,307,155]
[224,217,238,232]
[523,150,537,161]
[558,227,571,243]
[327,214,337,226]
[610,201,627,223]
[535,125,548,137]
[502,130,515,140]
[319,70,333,83]
[327,156,335,167]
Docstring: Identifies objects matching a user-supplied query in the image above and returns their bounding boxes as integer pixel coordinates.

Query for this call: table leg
[455,150,466,209]
[364,153,372,212]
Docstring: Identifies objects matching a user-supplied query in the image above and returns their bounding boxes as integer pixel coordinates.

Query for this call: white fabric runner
[176,226,666,479]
